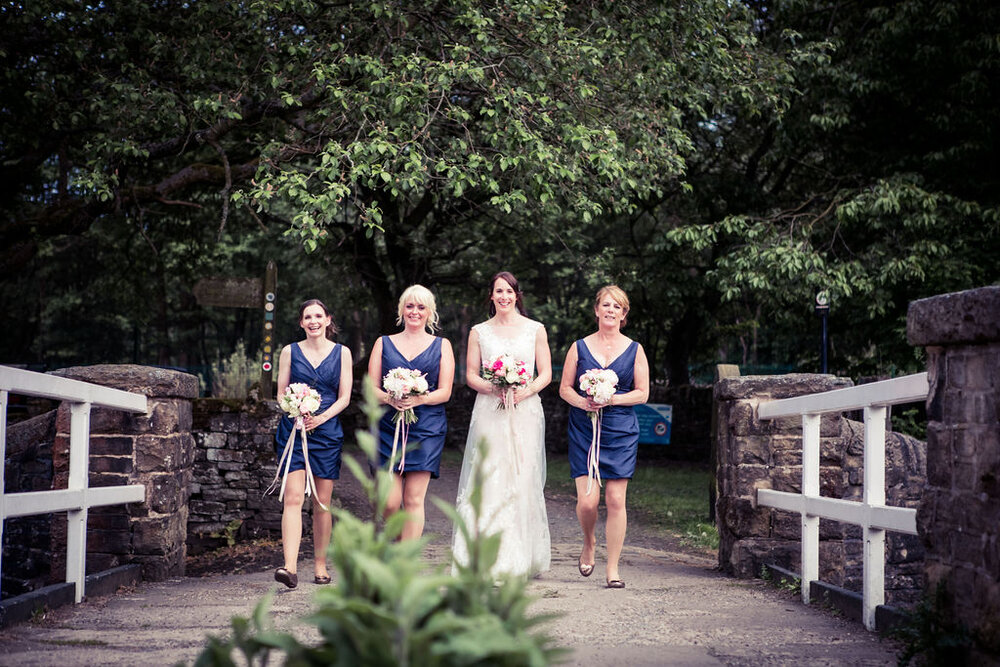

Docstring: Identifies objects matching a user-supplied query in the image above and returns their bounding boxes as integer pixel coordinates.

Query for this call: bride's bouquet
[482,354,530,410]
[268,383,326,508]
[382,367,429,471]
[578,368,619,495]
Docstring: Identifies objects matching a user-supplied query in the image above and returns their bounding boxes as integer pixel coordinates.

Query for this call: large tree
[0,0,786,370]
[657,0,1000,378]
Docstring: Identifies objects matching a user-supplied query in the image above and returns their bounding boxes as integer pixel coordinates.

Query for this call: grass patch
[545,458,719,552]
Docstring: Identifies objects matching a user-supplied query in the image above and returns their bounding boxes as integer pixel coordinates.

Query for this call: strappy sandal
[578,557,595,578]
[274,567,298,589]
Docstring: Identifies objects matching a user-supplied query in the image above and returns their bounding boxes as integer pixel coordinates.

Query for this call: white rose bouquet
[578,368,619,495]
[278,383,322,421]
[268,383,326,508]
[382,367,430,471]
[578,368,619,406]
[382,367,429,425]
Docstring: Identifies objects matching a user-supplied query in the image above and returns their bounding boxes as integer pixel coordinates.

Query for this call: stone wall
[188,398,284,553]
[50,365,198,582]
[2,411,56,598]
[715,374,926,608]
[908,286,1000,657]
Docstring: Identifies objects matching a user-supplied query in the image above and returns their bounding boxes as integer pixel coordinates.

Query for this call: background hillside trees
[1,0,996,387]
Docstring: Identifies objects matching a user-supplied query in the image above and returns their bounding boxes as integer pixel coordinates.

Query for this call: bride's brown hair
[487,270,527,316]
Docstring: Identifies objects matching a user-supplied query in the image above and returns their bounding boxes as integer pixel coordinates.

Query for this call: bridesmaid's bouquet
[382,367,429,426]
[578,368,619,495]
[279,383,322,421]
[482,354,530,409]
[269,383,325,507]
[579,368,619,406]
[382,367,429,471]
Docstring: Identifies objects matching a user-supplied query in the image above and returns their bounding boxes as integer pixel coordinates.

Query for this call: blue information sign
[636,403,672,445]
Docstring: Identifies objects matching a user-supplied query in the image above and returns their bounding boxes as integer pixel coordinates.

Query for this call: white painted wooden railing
[0,367,147,603]
[756,373,929,630]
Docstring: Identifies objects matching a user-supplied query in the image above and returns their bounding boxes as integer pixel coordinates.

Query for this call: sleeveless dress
[567,339,640,480]
[274,342,344,480]
[376,335,448,477]
[452,319,551,578]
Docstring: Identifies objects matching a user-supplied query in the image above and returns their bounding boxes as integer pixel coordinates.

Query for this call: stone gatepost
[51,365,198,582]
[908,286,1000,657]
[715,374,853,580]
[716,373,927,607]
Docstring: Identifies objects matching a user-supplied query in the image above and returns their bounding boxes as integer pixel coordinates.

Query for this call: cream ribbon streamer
[585,408,604,496]
[266,416,328,511]
[390,411,411,473]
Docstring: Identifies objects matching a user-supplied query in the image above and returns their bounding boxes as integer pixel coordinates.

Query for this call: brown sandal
[578,557,595,578]
[314,574,332,585]
[274,567,298,589]
[606,579,626,589]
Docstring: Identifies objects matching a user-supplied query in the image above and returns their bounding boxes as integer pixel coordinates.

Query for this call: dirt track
[0,453,901,665]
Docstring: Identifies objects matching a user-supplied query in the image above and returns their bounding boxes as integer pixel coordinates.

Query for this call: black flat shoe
[314,574,332,585]
[275,567,298,589]
[606,579,625,589]
[578,557,595,578]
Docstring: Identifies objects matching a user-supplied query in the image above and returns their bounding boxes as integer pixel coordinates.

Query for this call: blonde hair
[396,284,440,332]
[595,285,630,327]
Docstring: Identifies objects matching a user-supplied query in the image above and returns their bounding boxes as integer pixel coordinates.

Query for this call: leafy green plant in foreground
[193,377,565,666]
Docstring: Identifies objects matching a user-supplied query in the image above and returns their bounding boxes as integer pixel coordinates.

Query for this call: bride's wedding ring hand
[511,387,523,405]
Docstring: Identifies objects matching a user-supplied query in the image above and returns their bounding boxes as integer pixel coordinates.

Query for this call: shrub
[209,340,259,399]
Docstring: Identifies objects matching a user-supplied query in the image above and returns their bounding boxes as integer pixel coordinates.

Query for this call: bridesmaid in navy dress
[559,285,649,588]
[368,284,455,540]
[274,299,353,588]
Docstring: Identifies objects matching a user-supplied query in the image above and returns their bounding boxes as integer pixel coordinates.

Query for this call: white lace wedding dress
[451,319,551,578]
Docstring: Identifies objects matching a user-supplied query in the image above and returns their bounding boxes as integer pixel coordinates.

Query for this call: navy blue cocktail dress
[376,336,447,477]
[567,339,640,480]
[274,342,344,480]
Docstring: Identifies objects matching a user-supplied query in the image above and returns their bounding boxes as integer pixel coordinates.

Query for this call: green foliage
[650,0,1000,380]
[3,0,997,387]
[209,341,258,399]
[892,407,927,442]
[193,377,565,667]
[209,519,244,549]
[0,0,788,370]
[758,566,801,594]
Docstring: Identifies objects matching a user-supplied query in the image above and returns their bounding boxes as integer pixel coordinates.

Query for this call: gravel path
[0,452,902,665]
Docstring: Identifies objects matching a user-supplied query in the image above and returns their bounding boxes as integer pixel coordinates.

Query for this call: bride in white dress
[452,271,552,578]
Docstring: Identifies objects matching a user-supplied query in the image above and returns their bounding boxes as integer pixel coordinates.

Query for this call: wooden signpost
[193,261,277,399]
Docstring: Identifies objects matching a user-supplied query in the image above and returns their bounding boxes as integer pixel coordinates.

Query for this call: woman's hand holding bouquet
[482,354,530,409]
